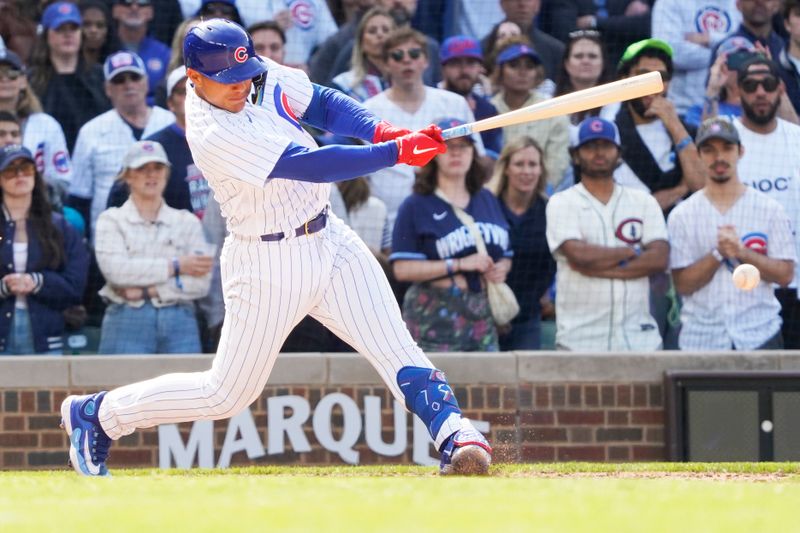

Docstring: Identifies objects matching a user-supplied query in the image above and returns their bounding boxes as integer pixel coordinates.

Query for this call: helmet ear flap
[251,73,266,105]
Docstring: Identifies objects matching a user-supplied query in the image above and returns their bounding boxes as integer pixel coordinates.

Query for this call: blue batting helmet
[184,18,266,83]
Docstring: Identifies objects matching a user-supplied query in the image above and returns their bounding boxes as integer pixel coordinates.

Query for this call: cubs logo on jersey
[695,6,732,33]
[288,0,314,30]
[53,151,70,174]
[614,217,644,245]
[741,232,768,255]
[274,83,302,130]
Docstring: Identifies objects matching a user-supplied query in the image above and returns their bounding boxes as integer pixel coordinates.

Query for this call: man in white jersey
[668,117,795,350]
[730,57,800,348]
[546,117,669,352]
[363,27,484,247]
[68,51,174,236]
[59,18,492,477]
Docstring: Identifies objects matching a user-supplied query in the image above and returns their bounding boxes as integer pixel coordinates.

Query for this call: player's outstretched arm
[269,132,446,183]
[301,84,410,142]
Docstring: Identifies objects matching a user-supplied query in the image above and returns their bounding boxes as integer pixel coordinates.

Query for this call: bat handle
[441,124,474,140]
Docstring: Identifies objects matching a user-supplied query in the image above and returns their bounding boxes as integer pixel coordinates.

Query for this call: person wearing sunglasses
[26,2,110,153]
[195,0,243,26]
[729,56,800,350]
[111,0,171,105]
[0,144,88,355]
[67,51,174,239]
[363,27,485,240]
[541,1,651,67]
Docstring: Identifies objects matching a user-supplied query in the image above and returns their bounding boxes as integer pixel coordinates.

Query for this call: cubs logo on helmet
[234,46,248,63]
[741,232,768,255]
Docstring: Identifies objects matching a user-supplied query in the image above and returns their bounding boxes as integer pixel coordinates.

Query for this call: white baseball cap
[166,66,187,97]
[121,140,171,170]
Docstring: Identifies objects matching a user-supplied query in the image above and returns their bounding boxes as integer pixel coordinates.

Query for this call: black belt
[260,210,328,242]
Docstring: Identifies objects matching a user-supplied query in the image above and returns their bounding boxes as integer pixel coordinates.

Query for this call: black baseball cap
[695,117,740,147]
[0,145,34,173]
[737,56,780,83]
[0,49,23,70]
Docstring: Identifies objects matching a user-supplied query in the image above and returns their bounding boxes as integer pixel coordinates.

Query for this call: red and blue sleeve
[269,141,398,183]
[300,84,382,142]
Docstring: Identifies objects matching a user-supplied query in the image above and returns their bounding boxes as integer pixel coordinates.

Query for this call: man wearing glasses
[727,57,800,349]
[68,51,174,238]
[363,27,484,246]
[111,0,171,104]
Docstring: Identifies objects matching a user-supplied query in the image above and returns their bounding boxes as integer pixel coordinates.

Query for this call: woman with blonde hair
[331,7,395,102]
[488,136,555,350]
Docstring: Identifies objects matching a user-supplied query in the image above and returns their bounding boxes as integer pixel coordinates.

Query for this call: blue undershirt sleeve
[269,141,398,183]
[301,84,382,142]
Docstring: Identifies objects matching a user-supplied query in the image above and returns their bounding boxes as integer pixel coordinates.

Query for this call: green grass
[1,464,798,533]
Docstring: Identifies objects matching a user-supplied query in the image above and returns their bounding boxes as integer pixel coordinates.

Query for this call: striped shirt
[184,58,328,238]
[668,188,797,350]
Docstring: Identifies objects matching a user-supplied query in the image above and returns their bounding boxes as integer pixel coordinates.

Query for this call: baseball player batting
[60,19,491,476]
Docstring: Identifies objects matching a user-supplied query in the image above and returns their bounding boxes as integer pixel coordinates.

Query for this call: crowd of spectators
[2,0,800,355]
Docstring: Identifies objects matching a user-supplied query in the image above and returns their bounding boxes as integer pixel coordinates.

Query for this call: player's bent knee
[397,366,461,439]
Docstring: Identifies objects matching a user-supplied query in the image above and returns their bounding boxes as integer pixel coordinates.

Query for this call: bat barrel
[439,71,663,141]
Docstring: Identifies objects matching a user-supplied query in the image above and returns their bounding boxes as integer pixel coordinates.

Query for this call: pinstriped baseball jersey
[668,188,796,350]
[185,59,328,237]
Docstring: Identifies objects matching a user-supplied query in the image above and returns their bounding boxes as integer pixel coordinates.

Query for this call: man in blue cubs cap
[547,116,669,352]
[60,18,493,478]
[439,36,502,158]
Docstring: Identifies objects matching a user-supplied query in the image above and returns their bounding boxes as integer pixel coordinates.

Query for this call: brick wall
[0,381,665,469]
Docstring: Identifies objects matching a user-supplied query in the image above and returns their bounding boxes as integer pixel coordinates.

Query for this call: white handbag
[435,189,520,327]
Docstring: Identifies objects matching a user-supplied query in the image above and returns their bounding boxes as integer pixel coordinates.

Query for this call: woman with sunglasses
[391,118,511,353]
[0,145,88,355]
[331,7,395,102]
[554,30,612,127]
[27,2,109,152]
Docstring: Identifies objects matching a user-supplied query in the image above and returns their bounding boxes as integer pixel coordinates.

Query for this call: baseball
[732,264,760,291]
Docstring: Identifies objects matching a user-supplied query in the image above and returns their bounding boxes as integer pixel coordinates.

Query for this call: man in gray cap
[668,117,796,351]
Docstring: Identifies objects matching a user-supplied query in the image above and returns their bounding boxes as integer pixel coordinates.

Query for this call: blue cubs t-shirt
[390,188,512,292]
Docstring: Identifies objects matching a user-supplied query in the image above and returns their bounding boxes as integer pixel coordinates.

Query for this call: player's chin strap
[397,366,461,449]
[251,73,266,106]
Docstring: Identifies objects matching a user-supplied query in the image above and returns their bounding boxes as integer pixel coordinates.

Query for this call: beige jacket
[95,199,211,307]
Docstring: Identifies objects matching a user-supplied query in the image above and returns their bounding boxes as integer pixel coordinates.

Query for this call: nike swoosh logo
[413,146,437,155]
[433,211,447,221]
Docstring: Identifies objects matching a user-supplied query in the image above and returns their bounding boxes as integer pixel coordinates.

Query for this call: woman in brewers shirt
[391,118,512,352]
[488,136,555,350]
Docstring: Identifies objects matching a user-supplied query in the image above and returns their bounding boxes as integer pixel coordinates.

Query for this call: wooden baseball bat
[441,71,664,140]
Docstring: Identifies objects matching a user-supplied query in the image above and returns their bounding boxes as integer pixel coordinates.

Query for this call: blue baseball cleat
[59,392,111,476]
[439,422,492,476]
